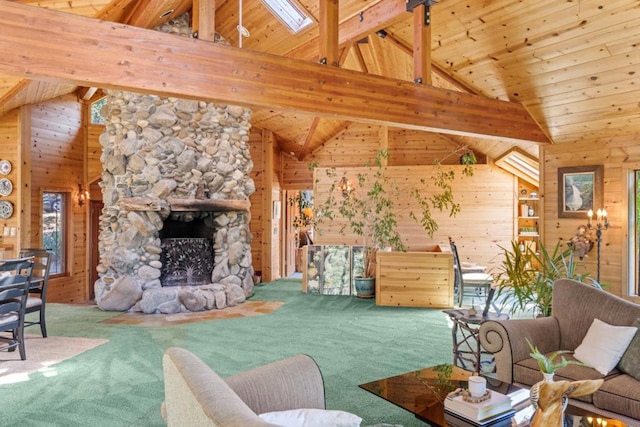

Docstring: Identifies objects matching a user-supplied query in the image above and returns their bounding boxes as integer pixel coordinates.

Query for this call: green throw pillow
[618,318,640,380]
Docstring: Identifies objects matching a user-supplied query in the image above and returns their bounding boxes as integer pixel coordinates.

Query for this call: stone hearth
[93,14,255,314]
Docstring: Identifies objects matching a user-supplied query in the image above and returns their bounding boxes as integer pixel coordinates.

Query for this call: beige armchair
[162,347,326,426]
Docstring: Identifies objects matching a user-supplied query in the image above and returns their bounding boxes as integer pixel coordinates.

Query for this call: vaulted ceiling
[2,0,639,163]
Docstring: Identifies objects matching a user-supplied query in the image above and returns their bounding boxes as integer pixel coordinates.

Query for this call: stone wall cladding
[94,13,255,314]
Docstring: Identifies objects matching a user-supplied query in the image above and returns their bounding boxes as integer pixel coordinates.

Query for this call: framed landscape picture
[557,165,603,218]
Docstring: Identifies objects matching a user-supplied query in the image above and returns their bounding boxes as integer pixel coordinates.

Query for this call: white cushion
[462,272,493,284]
[573,318,638,375]
[259,408,362,427]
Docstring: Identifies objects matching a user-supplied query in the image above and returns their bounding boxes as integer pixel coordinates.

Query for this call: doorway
[284,190,314,278]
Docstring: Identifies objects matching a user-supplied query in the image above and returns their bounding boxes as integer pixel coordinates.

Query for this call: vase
[530,372,555,410]
[354,277,375,299]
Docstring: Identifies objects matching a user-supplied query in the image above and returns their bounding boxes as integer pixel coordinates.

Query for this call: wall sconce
[587,208,609,283]
[78,184,89,207]
[337,176,352,198]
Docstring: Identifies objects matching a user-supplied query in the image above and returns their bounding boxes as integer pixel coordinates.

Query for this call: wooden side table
[442,308,508,374]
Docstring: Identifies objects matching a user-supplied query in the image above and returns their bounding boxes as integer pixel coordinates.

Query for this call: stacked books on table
[444,389,516,427]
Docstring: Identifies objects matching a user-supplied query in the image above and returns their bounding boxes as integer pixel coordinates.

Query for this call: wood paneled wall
[313,164,516,271]
[282,123,478,190]
[87,123,103,183]
[0,108,21,258]
[249,128,264,279]
[542,137,640,302]
[23,94,87,303]
[387,129,465,166]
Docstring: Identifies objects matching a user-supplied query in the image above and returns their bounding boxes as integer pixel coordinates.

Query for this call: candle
[467,376,486,397]
[588,209,593,227]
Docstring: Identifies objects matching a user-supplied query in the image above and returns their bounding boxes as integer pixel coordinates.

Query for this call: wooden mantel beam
[0,1,550,144]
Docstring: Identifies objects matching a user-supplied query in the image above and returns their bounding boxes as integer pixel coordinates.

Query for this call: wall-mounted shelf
[517,182,540,250]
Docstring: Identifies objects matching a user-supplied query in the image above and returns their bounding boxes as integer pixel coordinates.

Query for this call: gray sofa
[479,279,640,424]
[162,347,326,426]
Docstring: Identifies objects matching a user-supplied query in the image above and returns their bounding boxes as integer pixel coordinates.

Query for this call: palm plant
[495,241,599,316]
[526,338,586,374]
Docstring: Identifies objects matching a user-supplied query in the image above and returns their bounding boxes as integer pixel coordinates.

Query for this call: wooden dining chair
[448,237,494,307]
[0,258,34,360]
[18,248,52,338]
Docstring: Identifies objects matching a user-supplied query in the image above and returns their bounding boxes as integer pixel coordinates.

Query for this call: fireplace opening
[159,216,215,287]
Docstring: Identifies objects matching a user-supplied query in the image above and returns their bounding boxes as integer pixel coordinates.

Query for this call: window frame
[41,190,71,278]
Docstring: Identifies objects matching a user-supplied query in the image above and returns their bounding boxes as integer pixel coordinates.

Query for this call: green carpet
[0,280,454,426]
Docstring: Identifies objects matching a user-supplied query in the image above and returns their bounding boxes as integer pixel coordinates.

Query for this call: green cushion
[618,318,640,380]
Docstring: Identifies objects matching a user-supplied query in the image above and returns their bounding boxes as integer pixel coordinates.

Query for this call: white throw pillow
[573,318,638,375]
[258,408,363,427]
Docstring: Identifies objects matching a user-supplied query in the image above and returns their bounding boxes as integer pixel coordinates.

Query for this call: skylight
[495,148,539,187]
[261,0,314,33]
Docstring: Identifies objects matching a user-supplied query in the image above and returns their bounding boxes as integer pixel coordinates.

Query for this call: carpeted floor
[0,279,455,426]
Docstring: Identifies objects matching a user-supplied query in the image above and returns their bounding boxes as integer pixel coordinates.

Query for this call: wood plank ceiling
[2,0,639,163]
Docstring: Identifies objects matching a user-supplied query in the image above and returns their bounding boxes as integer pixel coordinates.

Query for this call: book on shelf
[444,390,513,422]
[444,408,516,427]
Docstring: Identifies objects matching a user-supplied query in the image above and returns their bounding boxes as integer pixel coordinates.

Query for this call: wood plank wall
[543,137,640,302]
[281,123,482,191]
[248,128,264,280]
[26,94,88,303]
[0,108,21,258]
[87,123,103,183]
[313,164,516,271]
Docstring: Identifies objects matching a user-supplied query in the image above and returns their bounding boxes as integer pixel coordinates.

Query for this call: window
[42,192,67,275]
[260,0,313,33]
[90,97,107,125]
[630,171,640,297]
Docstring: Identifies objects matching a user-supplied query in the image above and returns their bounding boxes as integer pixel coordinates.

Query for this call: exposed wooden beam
[77,86,99,101]
[298,118,321,161]
[310,121,353,157]
[0,1,550,144]
[380,31,480,95]
[354,43,369,73]
[287,0,409,60]
[0,79,31,105]
[193,0,216,42]
[412,4,431,85]
[319,0,339,67]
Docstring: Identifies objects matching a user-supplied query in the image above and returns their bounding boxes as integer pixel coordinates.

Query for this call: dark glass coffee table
[359,365,628,426]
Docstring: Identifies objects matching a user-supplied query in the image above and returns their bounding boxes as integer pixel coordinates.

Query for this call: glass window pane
[42,192,65,274]
[90,97,107,125]
[636,172,640,295]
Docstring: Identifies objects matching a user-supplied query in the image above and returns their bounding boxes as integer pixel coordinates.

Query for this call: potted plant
[495,241,599,316]
[312,150,473,297]
[526,338,586,381]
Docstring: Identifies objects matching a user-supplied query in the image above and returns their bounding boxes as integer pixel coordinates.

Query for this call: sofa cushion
[259,409,362,427]
[514,354,620,404]
[573,318,637,375]
[618,318,640,381]
[593,374,640,420]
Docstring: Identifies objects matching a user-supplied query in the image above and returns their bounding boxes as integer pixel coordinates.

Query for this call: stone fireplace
[94,90,256,314]
[93,15,256,313]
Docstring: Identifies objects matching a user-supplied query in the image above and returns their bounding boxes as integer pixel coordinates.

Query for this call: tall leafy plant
[313,150,473,278]
[496,241,599,316]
